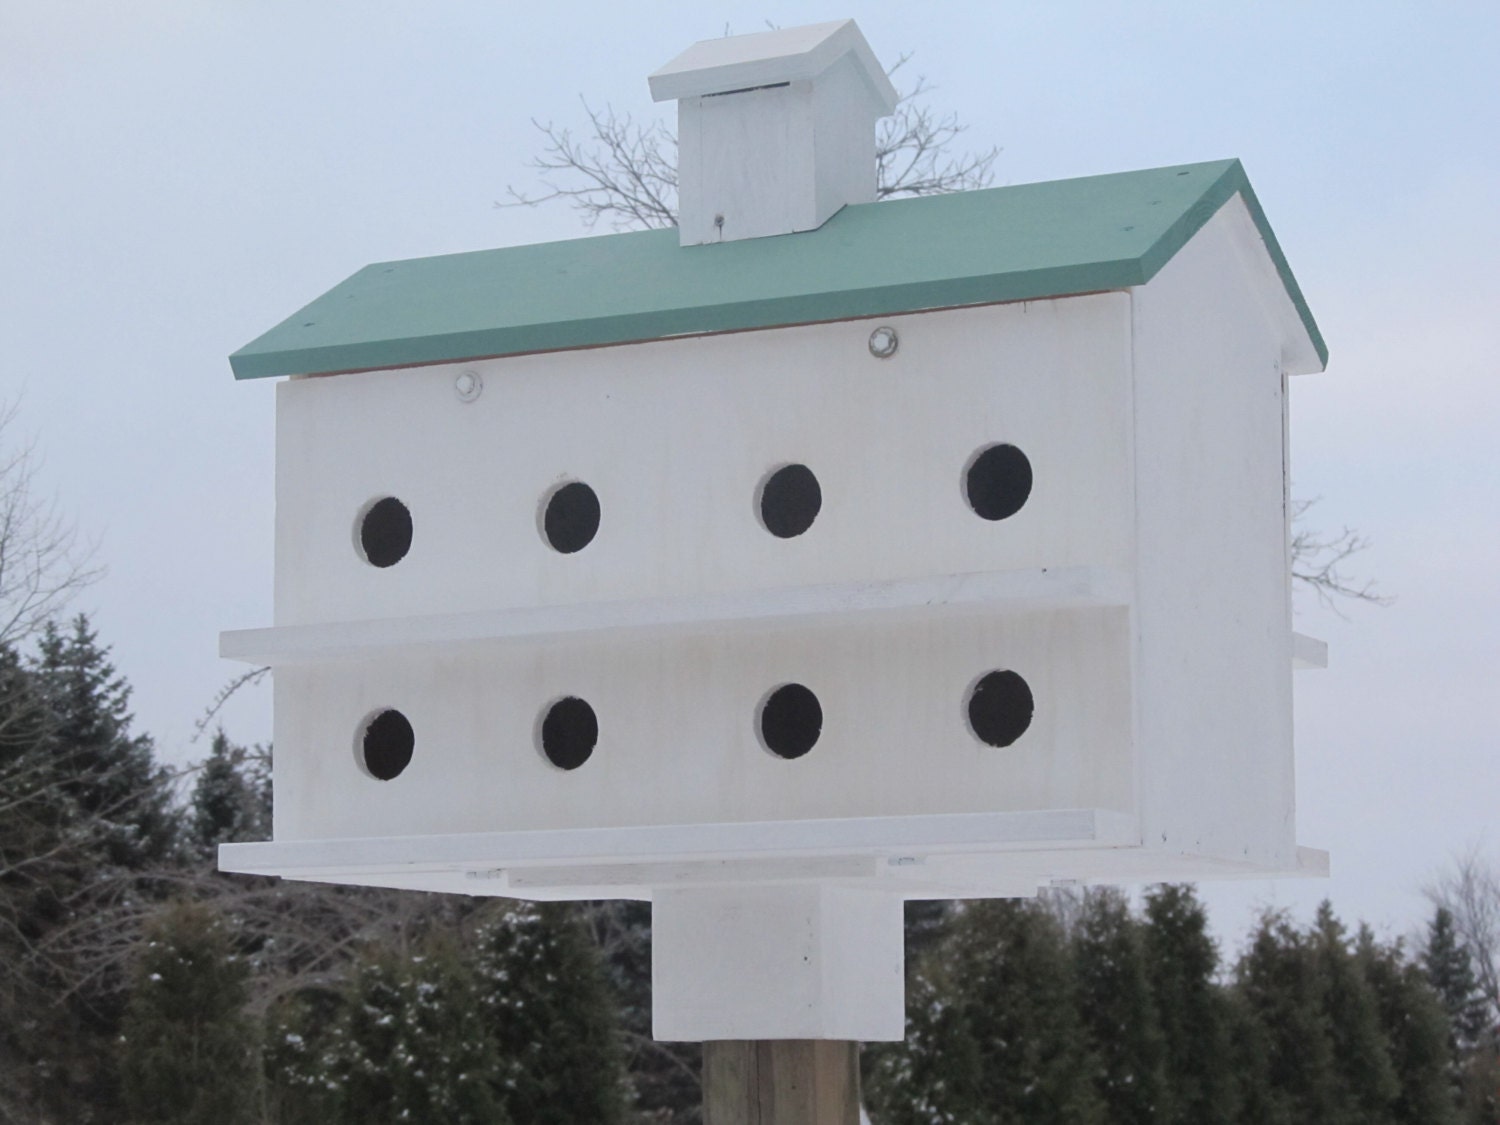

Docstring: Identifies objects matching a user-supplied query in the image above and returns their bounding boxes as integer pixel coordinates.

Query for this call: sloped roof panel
[229,159,1324,380]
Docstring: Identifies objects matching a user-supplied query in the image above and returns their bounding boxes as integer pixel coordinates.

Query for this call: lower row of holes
[358,670,1034,780]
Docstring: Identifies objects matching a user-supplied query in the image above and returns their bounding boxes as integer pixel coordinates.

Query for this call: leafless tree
[1290,497,1388,611]
[0,399,100,650]
[500,56,999,230]
[1426,845,1500,1029]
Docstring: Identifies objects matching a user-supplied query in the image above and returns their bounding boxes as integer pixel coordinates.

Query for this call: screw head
[454,370,483,403]
[868,325,899,359]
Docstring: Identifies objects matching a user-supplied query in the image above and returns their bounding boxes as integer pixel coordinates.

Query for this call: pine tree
[336,941,509,1124]
[1426,907,1489,1060]
[473,901,628,1124]
[867,898,1103,1125]
[118,900,259,1125]
[1072,888,1171,1123]
[1311,901,1401,1124]
[32,615,179,868]
[1234,911,1340,1125]
[1141,884,1239,1124]
[190,729,271,858]
[1357,925,1457,1125]
[583,899,700,1124]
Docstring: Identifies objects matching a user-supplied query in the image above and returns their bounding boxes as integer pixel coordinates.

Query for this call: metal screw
[868,325,899,359]
[454,370,483,403]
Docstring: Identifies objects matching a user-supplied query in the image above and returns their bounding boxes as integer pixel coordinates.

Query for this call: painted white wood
[228,186,1329,1041]
[651,21,894,244]
[268,295,1134,629]
[648,20,897,109]
[1130,200,1301,873]
[1217,194,1326,377]
[219,808,1137,875]
[1293,632,1329,669]
[651,886,905,1041]
[222,565,1131,664]
[267,606,1134,841]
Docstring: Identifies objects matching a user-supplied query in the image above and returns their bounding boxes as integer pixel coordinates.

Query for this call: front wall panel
[271,608,1132,841]
[273,294,1133,626]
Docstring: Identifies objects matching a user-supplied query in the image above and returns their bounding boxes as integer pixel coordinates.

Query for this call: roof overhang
[230,159,1325,381]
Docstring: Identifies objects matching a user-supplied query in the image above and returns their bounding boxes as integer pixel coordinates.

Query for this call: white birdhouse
[220,20,1328,1043]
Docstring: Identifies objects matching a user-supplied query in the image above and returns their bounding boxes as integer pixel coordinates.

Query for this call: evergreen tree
[31,615,179,868]
[1072,888,1171,1123]
[867,898,1102,1125]
[118,900,259,1125]
[1,620,181,1120]
[1234,911,1341,1125]
[1141,884,1239,1124]
[1356,925,1457,1125]
[1311,901,1401,1124]
[1426,907,1489,1061]
[583,899,700,1124]
[473,901,628,1124]
[336,941,509,1124]
[190,729,271,858]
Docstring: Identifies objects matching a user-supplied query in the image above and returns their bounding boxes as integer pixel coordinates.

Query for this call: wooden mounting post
[702,1040,861,1125]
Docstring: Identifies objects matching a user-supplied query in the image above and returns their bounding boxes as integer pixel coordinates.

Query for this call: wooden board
[703,1040,860,1125]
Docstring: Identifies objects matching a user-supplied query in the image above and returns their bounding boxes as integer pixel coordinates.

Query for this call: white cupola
[648,19,899,245]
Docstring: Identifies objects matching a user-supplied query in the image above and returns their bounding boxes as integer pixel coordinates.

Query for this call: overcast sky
[3,0,1496,953]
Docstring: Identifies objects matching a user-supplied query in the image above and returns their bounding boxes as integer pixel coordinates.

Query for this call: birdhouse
[219,20,1328,1043]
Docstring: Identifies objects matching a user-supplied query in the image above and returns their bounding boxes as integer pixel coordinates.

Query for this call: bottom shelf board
[218,810,1326,900]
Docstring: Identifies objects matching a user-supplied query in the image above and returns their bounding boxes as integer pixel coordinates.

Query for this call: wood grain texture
[703,1040,860,1125]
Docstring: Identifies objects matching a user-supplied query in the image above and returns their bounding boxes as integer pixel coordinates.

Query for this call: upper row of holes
[355,443,1033,567]
[357,669,1035,781]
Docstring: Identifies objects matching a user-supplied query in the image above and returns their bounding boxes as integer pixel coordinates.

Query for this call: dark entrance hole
[966,670,1034,748]
[759,683,822,759]
[543,481,600,554]
[539,696,598,770]
[758,464,821,538]
[359,496,413,567]
[360,708,415,780]
[964,444,1032,521]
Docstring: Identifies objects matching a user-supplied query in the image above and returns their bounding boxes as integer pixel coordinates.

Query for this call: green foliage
[867,899,1103,1125]
[338,943,510,1123]
[585,899,701,1123]
[1073,888,1171,1123]
[1357,925,1457,1125]
[190,729,271,858]
[1426,906,1490,1057]
[1234,909,1347,1124]
[474,901,628,1125]
[32,615,180,869]
[1142,884,1239,1124]
[0,617,184,1120]
[1312,902,1402,1123]
[118,900,258,1125]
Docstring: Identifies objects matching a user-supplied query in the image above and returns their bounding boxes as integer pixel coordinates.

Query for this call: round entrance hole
[358,496,413,567]
[965,670,1034,748]
[964,444,1033,521]
[758,464,821,538]
[359,708,415,780]
[538,696,598,770]
[542,481,600,554]
[758,683,823,759]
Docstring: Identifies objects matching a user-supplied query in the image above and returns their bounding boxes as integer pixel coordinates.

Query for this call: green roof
[230,158,1324,380]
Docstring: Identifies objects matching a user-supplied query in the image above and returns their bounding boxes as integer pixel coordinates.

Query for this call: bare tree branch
[1290,496,1390,612]
[498,54,998,231]
[1426,845,1500,1030]
[0,399,101,648]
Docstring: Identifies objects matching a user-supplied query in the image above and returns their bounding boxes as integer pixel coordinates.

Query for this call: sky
[2,0,1497,955]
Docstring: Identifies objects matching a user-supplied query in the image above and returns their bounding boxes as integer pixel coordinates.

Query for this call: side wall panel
[1131,197,1296,870]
